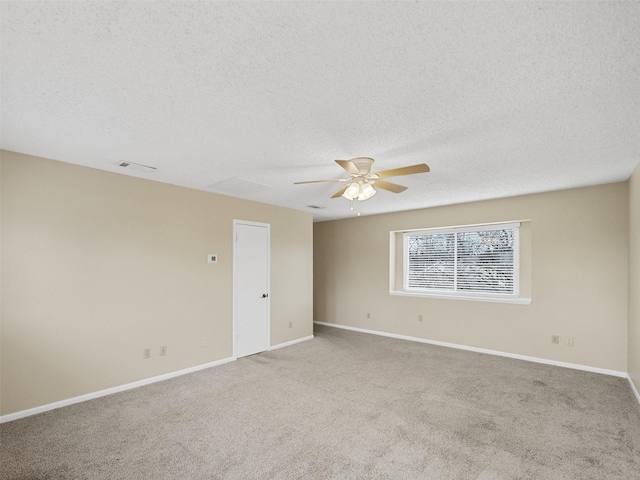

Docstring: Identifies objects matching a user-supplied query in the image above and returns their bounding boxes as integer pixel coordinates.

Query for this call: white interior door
[234,221,270,358]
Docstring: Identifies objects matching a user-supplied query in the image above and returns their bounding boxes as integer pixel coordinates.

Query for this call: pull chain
[348,199,362,216]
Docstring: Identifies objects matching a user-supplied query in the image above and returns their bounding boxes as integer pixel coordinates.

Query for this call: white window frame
[401,222,520,302]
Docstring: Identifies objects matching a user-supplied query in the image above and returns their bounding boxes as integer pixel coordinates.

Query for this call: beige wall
[314,183,629,372]
[0,150,313,416]
[629,164,640,391]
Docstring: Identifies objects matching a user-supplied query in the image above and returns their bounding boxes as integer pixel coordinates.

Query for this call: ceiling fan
[294,157,430,202]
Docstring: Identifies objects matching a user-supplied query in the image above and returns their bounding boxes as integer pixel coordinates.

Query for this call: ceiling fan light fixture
[342,182,361,200]
[342,180,377,201]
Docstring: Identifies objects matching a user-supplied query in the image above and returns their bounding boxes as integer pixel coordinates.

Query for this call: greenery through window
[403,223,519,298]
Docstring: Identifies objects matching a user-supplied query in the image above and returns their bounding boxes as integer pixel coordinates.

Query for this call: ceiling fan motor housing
[350,157,374,176]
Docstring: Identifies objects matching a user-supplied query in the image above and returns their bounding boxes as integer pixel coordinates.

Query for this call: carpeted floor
[1,324,639,479]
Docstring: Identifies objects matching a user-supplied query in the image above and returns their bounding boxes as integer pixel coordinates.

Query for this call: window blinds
[404,223,519,297]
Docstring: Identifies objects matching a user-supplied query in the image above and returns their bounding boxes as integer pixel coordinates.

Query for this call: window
[403,223,519,300]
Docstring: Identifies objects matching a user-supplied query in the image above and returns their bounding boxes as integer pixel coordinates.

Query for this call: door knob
[262,293,269,298]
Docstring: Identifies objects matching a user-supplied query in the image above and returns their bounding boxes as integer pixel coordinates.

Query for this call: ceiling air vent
[115,161,157,173]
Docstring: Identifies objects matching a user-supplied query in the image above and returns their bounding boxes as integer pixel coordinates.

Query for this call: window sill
[389,290,532,305]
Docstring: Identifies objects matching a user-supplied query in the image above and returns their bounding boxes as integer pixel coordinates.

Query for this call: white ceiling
[2,1,639,222]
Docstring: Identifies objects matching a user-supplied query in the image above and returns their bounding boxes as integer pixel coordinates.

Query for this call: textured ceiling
[2,1,639,222]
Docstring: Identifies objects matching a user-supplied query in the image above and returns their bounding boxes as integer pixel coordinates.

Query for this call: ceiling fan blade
[374,179,408,194]
[374,163,430,179]
[335,159,359,175]
[294,178,347,184]
[331,184,350,198]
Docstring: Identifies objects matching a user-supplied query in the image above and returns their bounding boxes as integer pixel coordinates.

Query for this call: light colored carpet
[1,324,639,479]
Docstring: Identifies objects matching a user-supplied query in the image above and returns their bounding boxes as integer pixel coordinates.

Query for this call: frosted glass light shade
[343,182,361,200]
[358,183,376,200]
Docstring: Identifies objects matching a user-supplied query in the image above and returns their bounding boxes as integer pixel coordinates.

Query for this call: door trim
[232,219,271,359]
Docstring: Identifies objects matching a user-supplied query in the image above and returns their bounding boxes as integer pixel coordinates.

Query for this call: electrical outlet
[567,337,574,347]
[551,335,559,344]
[143,348,151,359]
[367,312,371,319]
[202,336,208,348]
[289,321,293,328]
[418,315,424,322]
[160,346,167,356]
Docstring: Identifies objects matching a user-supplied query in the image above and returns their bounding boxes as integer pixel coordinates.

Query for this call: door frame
[232,219,271,359]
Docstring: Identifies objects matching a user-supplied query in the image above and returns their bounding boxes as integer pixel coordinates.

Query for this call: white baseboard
[0,356,235,424]
[270,335,314,351]
[1,332,318,424]
[4,327,636,423]
[628,375,640,404]
[314,321,630,380]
